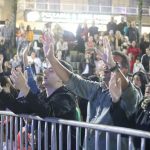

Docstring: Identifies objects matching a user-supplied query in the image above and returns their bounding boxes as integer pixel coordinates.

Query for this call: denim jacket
[65,73,140,150]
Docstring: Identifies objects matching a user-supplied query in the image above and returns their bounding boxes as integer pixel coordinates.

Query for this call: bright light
[27,11,40,21]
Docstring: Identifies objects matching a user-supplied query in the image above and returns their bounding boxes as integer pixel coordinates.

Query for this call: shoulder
[55,86,75,99]
[52,87,76,106]
[122,82,141,100]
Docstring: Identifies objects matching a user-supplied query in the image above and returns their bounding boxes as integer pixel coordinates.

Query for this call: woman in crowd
[25,25,34,43]
[132,71,149,96]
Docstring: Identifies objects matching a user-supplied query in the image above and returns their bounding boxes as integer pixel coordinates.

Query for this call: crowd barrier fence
[0,111,150,150]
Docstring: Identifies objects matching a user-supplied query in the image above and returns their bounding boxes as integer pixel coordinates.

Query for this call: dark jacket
[110,99,150,150]
[140,39,150,55]
[141,54,150,72]
[127,27,139,43]
[88,26,98,37]
[107,22,117,33]
[79,54,96,77]
[117,22,127,35]
[0,86,78,150]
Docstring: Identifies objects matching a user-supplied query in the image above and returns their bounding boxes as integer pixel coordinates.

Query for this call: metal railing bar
[0,111,150,139]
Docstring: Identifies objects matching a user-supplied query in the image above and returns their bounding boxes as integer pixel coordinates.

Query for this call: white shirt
[62,41,68,51]
[133,62,145,74]
[82,64,89,74]
[28,56,42,74]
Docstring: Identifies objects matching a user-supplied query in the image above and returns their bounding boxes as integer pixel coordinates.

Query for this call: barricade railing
[0,110,150,150]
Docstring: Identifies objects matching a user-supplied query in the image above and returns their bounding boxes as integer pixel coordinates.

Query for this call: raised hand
[109,72,122,103]
[45,44,55,62]
[23,43,32,67]
[96,36,116,68]
[10,69,29,96]
[42,31,55,57]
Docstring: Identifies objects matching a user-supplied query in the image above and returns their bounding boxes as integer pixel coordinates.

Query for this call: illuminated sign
[24,10,111,24]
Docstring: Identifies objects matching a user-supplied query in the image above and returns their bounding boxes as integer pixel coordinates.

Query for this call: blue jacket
[25,66,39,94]
[65,73,140,150]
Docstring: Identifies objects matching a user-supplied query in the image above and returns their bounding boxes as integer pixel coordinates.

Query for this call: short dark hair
[133,71,149,95]
[112,51,130,71]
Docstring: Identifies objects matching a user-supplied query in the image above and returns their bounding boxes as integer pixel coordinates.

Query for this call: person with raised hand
[110,78,150,150]
[22,43,39,94]
[109,73,122,103]
[45,36,139,150]
[0,41,80,149]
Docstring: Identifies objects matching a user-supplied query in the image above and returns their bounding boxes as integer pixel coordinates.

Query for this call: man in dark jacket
[0,59,79,150]
[127,21,139,43]
[117,17,127,35]
[141,47,150,72]
[79,52,95,78]
[107,16,117,34]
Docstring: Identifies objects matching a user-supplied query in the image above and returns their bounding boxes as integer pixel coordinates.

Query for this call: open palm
[96,36,116,68]
[109,73,122,103]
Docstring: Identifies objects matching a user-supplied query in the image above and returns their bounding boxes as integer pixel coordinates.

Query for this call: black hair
[133,71,149,95]
[0,76,18,97]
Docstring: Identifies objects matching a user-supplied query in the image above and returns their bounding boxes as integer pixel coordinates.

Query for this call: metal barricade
[0,110,150,150]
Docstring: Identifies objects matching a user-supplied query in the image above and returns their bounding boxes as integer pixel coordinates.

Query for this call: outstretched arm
[9,69,49,116]
[46,45,72,83]
[22,44,39,94]
[46,37,129,90]
[10,69,30,97]
[96,37,129,90]
[109,72,122,103]
[109,73,128,127]
[109,74,135,128]
[23,43,32,67]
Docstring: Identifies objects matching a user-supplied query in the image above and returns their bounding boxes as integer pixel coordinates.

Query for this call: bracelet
[109,63,119,72]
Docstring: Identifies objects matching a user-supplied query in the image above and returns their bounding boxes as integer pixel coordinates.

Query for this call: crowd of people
[0,16,150,150]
